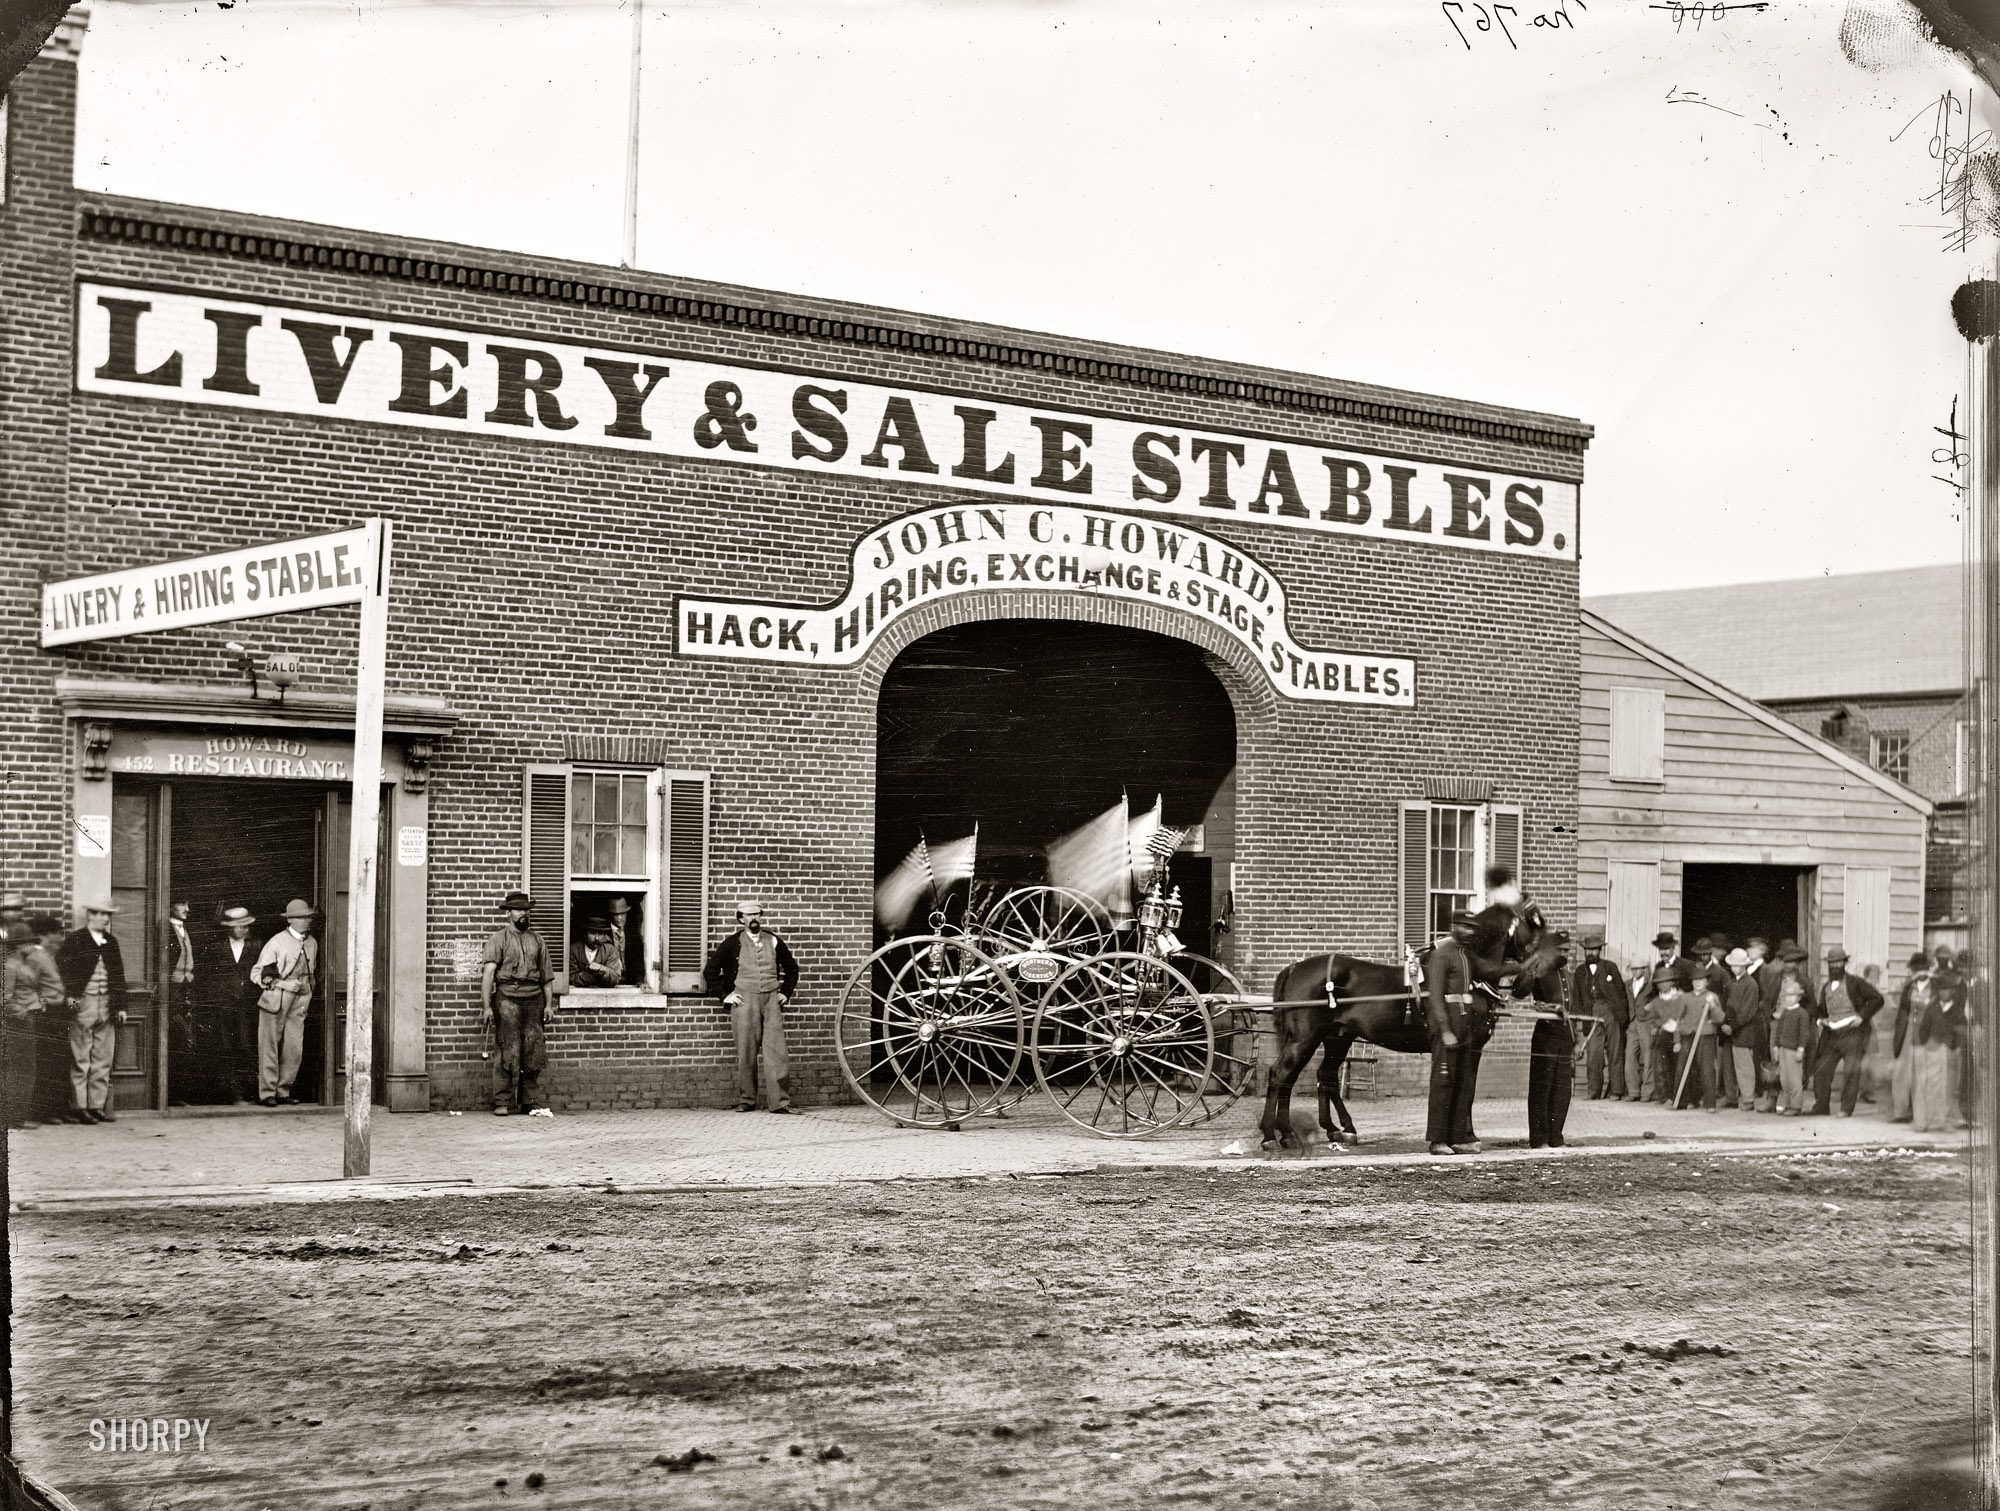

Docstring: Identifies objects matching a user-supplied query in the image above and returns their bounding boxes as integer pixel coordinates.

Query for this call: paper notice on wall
[397,826,427,867]
[447,938,486,983]
[74,814,110,858]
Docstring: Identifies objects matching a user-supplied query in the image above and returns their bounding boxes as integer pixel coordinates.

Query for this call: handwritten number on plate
[1443,1,1470,47]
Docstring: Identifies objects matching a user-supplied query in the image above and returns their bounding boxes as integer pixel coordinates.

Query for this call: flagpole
[619,0,644,268]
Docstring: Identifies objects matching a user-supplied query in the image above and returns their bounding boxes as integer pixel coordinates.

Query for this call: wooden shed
[1581,611,1932,992]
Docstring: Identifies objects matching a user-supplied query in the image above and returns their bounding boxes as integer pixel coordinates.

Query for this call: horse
[1256,906,1565,1150]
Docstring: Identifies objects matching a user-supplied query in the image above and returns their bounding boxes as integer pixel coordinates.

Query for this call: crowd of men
[1567,929,1979,1130]
[0,892,327,1125]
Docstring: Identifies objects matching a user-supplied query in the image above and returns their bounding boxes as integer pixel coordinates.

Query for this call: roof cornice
[76,196,1593,458]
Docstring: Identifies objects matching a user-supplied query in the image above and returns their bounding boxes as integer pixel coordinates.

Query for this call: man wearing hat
[1720,947,1770,1112]
[252,899,321,1107]
[201,905,264,1104]
[1424,909,1491,1155]
[1567,928,1629,1100]
[2,920,63,1128]
[1809,946,1883,1117]
[570,913,625,988]
[704,900,800,1114]
[481,891,555,1115]
[54,900,129,1122]
[1888,950,1933,1123]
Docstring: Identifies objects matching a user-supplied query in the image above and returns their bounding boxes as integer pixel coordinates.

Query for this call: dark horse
[1256,906,1566,1149]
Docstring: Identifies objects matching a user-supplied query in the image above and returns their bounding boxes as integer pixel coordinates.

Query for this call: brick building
[2,17,1589,1114]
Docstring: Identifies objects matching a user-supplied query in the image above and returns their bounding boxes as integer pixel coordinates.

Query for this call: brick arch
[856,589,1280,734]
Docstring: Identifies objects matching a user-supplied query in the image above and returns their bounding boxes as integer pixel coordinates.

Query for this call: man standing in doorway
[203,905,262,1104]
[481,891,555,1116]
[1569,929,1629,1100]
[1809,947,1883,1117]
[166,898,196,1074]
[1722,947,1769,1112]
[253,899,320,1107]
[705,900,799,1114]
[55,900,128,1123]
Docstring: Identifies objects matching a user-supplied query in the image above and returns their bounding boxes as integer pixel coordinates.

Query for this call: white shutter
[523,765,571,992]
[663,771,711,992]
[1610,687,1665,782]
[1399,801,1431,952]
[1606,860,1661,975]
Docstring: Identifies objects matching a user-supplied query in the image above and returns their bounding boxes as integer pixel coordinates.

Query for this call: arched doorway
[875,619,1238,958]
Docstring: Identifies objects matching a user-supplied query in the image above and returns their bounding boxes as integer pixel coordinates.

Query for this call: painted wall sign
[41,521,376,647]
[677,501,1417,706]
[75,283,1578,564]
[109,730,354,781]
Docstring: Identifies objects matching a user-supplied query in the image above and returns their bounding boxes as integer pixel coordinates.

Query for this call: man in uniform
[202,905,262,1104]
[54,900,129,1123]
[1425,909,1490,1156]
[481,890,555,1115]
[1809,946,1883,1117]
[1525,930,1575,1148]
[704,900,800,1114]
[1568,928,1629,1100]
[253,899,320,1107]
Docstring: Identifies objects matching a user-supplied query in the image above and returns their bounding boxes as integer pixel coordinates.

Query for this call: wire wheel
[835,935,1025,1129]
[1031,951,1213,1137]
[1164,952,1259,1123]
[978,886,1116,958]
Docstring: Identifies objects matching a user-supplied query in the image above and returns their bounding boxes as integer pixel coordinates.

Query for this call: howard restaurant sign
[77,284,1577,564]
[679,501,1416,706]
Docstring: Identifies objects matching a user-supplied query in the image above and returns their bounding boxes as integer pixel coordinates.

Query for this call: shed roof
[1580,609,1933,818]
[1583,564,1964,702]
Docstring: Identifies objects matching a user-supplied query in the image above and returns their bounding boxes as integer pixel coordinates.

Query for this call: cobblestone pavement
[7,1088,1961,1210]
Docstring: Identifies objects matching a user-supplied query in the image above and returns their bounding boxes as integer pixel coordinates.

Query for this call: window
[1608,686,1665,783]
[522,765,711,995]
[1870,732,1910,785]
[1398,799,1523,951]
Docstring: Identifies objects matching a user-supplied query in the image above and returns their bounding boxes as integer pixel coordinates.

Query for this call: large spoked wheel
[1164,952,1259,1124]
[1031,951,1213,1138]
[979,886,1116,958]
[836,935,1025,1130]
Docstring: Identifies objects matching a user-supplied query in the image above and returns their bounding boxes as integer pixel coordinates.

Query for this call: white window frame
[563,766,665,1003]
[1869,731,1910,786]
[1398,799,1524,951]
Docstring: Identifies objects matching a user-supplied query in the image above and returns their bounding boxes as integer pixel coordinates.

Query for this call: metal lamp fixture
[1137,885,1166,933]
[226,642,300,703]
[1164,886,1184,932]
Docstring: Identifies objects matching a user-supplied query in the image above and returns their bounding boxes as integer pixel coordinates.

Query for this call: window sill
[1606,777,1666,788]
[561,988,670,1009]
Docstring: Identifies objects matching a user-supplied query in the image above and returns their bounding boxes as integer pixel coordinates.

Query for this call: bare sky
[68,0,1991,594]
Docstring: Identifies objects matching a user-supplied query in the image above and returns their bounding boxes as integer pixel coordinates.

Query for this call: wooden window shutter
[1399,801,1430,953]
[522,765,571,992]
[1489,803,1524,892]
[663,771,711,992]
[1609,687,1665,782]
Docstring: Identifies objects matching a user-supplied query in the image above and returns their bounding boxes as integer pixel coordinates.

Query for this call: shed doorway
[1680,864,1811,956]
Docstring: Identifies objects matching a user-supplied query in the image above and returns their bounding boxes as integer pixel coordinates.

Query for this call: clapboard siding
[1580,617,1928,986]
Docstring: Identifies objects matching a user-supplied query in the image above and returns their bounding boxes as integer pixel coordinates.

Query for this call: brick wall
[6,72,1584,1113]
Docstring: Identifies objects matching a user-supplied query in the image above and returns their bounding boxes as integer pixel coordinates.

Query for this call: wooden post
[344,518,391,1179]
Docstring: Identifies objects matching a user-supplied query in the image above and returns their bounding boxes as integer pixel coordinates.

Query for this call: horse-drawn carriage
[836,837,1569,1143]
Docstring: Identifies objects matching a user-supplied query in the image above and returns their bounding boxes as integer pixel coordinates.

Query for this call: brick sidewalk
[5,1092,1963,1210]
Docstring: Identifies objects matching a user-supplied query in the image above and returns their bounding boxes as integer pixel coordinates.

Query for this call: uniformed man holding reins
[1426,909,1492,1157]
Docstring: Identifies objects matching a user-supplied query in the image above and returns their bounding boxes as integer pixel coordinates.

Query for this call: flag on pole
[874,827,978,931]
[1047,796,1133,925]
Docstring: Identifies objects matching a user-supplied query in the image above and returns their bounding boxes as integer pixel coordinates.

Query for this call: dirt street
[9,1150,1978,1510]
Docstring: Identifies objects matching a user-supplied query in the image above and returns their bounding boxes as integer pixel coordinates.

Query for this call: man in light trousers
[704,900,800,1113]
[253,898,320,1106]
[54,900,130,1123]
